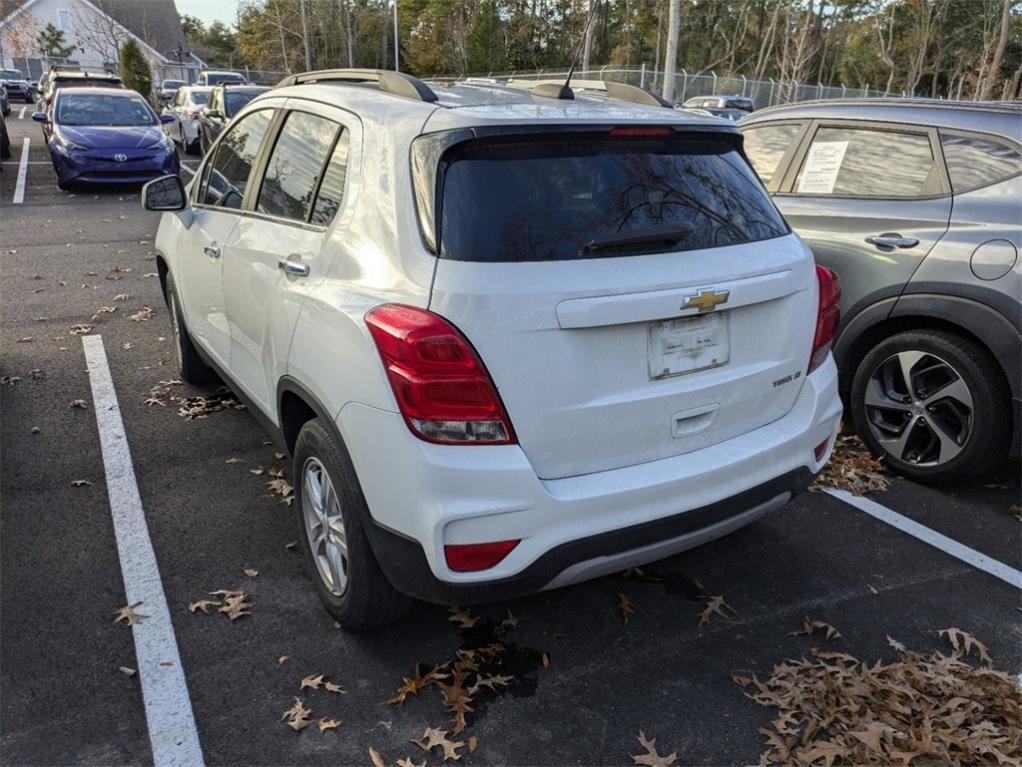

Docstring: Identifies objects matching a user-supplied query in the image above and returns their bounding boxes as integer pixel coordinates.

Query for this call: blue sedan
[34,87,179,189]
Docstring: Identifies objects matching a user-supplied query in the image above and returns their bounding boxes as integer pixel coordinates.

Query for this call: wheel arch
[276,376,338,457]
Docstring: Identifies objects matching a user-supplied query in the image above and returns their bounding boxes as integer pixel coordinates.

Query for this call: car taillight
[808,265,841,374]
[609,126,673,137]
[444,540,520,572]
[186,109,201,119]
[365,304,516,445]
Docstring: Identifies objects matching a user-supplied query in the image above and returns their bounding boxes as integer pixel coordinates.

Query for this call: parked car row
[160,83,268,155]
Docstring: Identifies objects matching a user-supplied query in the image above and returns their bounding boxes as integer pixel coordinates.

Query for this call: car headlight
[58,138,89,152]
[145,136,171,150]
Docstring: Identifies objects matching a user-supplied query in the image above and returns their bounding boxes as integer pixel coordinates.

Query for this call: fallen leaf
[28,369,45,380]
[697,595,737,626]
[70,399,87,409]
[324,681,346,694]
[397,759,427,767]
[447,606,478,629]
[388,664,431,705]
[249,468,264,475]
[274,451,286,460]
[71,479,93,487]
[790,616,842,641]
[113,293,130,301]
[266,478,294,505]
[542,652,550,668]
[810,433,889,494]
[225,457,242,464]
[467,736,478,753]
[112,602,146,626]
[631,731,677,767]
[128,306,154,322]
[369,747,386,767]
[316,718,341,732]
[285,540,298,550]
[188,599,220,614]
[118,666,136,677]
[243,568,258,578]
[412,727,464,761]
[300,673,325,691]
[278,656,289,665]
[69,324,93,335]
[16,337,33,343]
[939,627,993,665]
[617,593,636,624]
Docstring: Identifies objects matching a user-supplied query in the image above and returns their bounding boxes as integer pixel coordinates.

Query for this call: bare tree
[72,0,129,65]
[661,0,680,100]
[777,0,818,99]
[298,0,311,71]
[873,1,897,95]
[979,0,1012,99]
[582,0,596,72]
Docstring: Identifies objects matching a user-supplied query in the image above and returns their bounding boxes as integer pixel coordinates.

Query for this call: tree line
[179,0,1022,100]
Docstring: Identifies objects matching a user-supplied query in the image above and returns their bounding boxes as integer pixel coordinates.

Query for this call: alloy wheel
[862,350,973,466]
[301,457,349,596]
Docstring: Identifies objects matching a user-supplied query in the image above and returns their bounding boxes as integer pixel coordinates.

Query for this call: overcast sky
[176,0,241,29]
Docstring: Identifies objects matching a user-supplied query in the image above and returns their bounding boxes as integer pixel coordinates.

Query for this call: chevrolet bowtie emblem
[683,289,730,312]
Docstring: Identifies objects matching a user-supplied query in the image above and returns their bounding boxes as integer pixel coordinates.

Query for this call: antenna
[557,0,603,100]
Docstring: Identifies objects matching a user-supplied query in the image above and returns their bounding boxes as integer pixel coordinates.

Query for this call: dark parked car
[1,85,9,117]
[196,70,247,86]
[741,99,1022,483]
[40,70,123,108]
[198,84,268,154]
[1,111,10,159]
[0,68,32,103]
[683,95,755,112]
[33,87,178,189]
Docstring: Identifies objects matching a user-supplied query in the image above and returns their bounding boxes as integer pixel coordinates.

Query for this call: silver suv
[742,99,1021,483]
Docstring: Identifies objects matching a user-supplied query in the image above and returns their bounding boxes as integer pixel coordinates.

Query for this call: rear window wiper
[580,223,695,256]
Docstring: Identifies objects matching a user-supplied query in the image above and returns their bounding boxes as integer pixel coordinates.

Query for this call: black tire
[164,271,214,384]
[0,122,9,160]
[185,135,200,155]
[292,418,411,631]
[199,130,208,156]
[850,329,1011,484]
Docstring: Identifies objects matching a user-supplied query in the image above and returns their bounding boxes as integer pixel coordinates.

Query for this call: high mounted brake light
[609,126,674,137]
[808,266,841,374]
[365,304,517,445]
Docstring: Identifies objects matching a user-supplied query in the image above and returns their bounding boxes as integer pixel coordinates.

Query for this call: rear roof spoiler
[275,69,438,103]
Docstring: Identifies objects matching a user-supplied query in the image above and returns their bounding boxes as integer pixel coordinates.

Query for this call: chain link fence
[483,65,892,107]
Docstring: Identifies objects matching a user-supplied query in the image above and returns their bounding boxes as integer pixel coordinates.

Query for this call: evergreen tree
[37,22,76,61]
[119,38,153,102]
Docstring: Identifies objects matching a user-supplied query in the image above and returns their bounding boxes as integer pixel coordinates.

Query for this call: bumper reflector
[814,438,830,462]
[444,539,520,572]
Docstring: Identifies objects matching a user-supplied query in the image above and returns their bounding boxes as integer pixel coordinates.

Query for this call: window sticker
[797,140,849,194]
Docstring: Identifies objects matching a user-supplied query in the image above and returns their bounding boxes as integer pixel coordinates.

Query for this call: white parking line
[13,137,29,204]
[179,164,196,177]
[82,335,205,767]
[18,105,27,119]
[827,488,1022,590]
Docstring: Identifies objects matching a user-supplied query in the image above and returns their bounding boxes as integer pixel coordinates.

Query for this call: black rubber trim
[364,467,816,605]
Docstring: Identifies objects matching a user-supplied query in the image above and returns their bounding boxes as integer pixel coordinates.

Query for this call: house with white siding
[0,0,204,84]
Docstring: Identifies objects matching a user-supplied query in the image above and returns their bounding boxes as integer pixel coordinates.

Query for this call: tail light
[445,540,520,572]
[808,266,841,374]
[365,304,516,445]
[186,108,202,119]
[609,126,673,137]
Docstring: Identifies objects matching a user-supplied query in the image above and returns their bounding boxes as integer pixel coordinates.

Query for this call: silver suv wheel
[863,350,973,466]
[301,457,349,596]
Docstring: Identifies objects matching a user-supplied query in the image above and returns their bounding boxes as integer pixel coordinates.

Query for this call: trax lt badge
[113,153,128,162]
[683,289,730,312]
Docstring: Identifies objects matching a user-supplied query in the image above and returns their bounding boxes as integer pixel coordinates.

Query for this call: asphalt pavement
[2,113,1020,767]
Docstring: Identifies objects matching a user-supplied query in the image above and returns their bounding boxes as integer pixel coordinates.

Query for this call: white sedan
[161,85,212,155]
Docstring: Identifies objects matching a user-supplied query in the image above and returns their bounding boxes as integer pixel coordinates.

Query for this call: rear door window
[200,109,273,209]
[256,110,338,222]
[792,126,936,197]
[742,123,802,185]
[436,131,788,262]
[939,131,1022,193]
[310,130,351,225]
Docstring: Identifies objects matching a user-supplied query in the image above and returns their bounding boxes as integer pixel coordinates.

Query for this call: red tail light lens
[186,109,202,119]
[365,304,516,444]
[808,266,841,374]
[445,540,520,572]
[609,126,673,137]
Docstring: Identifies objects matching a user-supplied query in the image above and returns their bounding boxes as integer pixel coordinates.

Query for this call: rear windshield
[436,132,787,262]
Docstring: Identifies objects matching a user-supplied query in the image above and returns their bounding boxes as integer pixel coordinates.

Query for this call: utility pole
[393,0,399,72]
[662,0,680,102]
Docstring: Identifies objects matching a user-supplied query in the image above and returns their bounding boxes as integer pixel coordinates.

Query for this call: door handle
[865,233,920,249]
[203,244,221,258]
[278,259,310,277]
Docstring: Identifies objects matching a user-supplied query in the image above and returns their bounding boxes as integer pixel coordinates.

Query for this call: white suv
[142,70,843,630]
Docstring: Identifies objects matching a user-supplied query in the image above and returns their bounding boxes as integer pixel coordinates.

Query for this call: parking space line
[827,488,1022,590]
[18,105,27,119]
[13,137,29,204]
[179,164,196,177]
[82,335,205,767]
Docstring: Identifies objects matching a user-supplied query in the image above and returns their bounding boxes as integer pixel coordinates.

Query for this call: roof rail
[275,68,438,103]
[505,78,671,108]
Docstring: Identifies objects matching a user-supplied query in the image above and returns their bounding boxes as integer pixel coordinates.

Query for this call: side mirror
[205,108,224,119]
[160,113,175,124]
[31,111,47,123]
[142,175,187,211]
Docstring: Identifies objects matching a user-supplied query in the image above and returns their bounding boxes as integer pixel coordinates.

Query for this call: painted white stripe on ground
[13,137,29,204]
[179,163,196,176]
[82,335,205,767]
[827,488,1022,590]
[18,105,27,119]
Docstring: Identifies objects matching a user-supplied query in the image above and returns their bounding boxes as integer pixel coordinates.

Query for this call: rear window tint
[437,133,788,262]
[743,123,801,185]
[939,131,1022,193]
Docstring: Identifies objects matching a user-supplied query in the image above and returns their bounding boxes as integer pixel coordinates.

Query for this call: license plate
[648,313,730,379]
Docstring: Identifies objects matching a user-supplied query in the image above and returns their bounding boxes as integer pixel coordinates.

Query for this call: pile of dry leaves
[735,627,1021,765]
[811,434,890,495]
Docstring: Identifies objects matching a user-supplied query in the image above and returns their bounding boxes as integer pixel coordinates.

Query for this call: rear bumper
[338,357,842,604]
